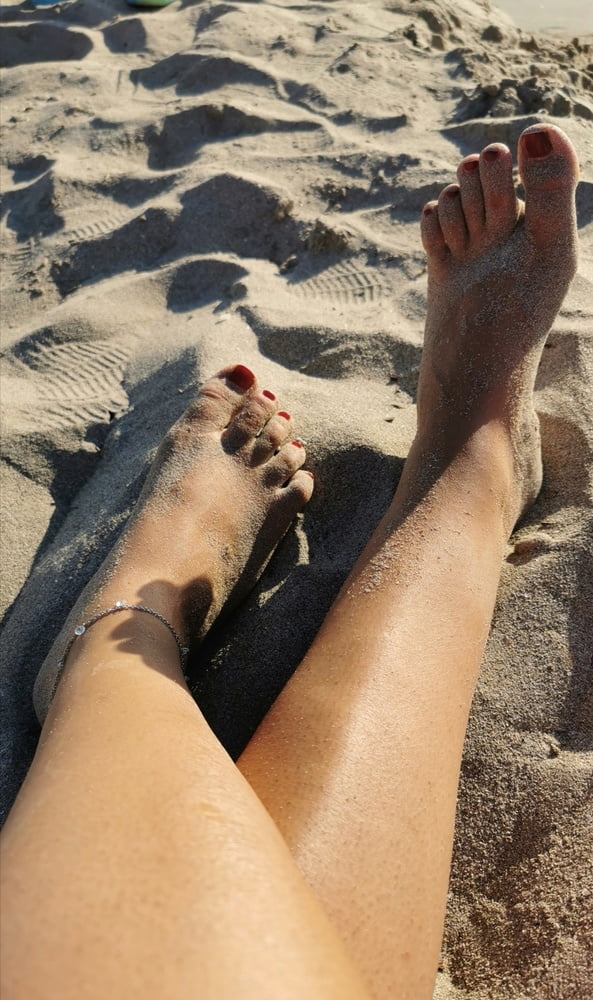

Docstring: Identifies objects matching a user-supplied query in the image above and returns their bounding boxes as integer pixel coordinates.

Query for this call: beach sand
[494,0,593,37]
[1,0,592,996]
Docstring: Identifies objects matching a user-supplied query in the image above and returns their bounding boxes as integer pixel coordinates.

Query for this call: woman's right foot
[34,364,314,722]
[418,124,579,531]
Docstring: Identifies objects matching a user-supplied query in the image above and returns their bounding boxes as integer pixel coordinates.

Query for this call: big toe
[183,364,258,432]
[518,124,579,249]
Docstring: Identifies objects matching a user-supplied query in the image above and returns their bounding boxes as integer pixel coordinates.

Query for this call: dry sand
[1,0,592,996]
[494,0,593,37]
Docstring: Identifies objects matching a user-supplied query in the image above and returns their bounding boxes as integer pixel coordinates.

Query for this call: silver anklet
[56,601,190,690]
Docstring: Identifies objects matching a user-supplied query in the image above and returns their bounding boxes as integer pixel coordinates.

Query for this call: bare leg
[1,366,369,1000]
[239,125,580,999]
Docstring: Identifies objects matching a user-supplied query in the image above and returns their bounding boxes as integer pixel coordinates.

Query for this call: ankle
[407,420,516,527]
[50,603,189,708]
[414,414,513,475]
[94,552,213,646]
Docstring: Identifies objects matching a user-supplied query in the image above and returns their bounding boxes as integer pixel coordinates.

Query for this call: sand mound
[1,1,592,996]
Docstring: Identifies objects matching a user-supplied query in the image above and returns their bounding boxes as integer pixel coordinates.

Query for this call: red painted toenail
[524,130,553,158]
[291,440,303,448]
[262,389,276,400]
[444,187,460,198]
[304,471,314,480]
[278,411,291,420]
[463,159,479,172]
[483,149,499,163]
[227,365,255,390]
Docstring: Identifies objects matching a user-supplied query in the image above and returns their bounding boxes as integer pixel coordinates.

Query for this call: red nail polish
[463,159,479,172]
[291,440,303,448]
[228,364,255,390]
[278,411,291,420]
[304,471,314,480]
[523,130,553,159]
[483,148,500,163]
[262,389,276,400]
[444,187,460,198]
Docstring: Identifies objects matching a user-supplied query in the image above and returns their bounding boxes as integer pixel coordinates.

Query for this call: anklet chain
[53,601,190,699]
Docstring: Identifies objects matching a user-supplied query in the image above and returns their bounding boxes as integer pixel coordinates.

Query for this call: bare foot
[419,123,579,529]
[33,364,313,722]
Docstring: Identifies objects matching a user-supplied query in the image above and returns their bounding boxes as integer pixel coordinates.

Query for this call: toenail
[292,439,304,448]
[227,364,255,391]
[523,129,553,159]
[444,187,460,198]
[278,411,291,420]
[483,149,500,163]
[462,160,479,172]
[262,389,276,400]
[304,471,314,480]
[423,205,434,216]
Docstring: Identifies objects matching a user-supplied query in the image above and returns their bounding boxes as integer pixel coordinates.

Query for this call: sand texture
[1,0,592,996]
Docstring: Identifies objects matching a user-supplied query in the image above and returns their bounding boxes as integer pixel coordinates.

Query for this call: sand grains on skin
[32,365,314,723]
[1,2,593,998]
[418,124,580,525]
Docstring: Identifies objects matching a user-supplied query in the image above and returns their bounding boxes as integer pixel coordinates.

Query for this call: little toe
[221,387,277,452]
[478,143,519,238]
[457,155,484,236]
[275,469,315,512]
[420,201,448,260]
[264,439,307,487]
[517,124,579,248]
[251,411,293,465]
[436,185,468,255]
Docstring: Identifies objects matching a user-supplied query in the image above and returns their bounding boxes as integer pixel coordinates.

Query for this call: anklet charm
[53,602,190,700]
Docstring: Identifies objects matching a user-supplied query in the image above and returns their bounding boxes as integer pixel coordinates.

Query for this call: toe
[264,439,307,487]
[457,155,484,237]
[436,185,468,255]
[251,410,292,465]
[221,387,277,452]
[181,364,257,432]
[517,124,580,248]
[276,469,315,511]
[420,201,448,260]
[221,363,257,392]
[478,143,519,239]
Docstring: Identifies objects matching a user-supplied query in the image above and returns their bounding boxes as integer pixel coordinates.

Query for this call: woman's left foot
[418,123,579,530]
